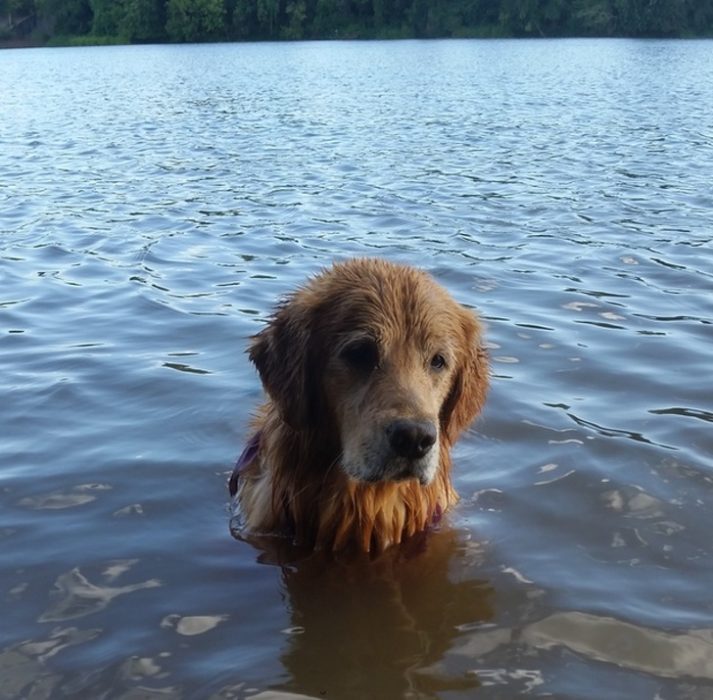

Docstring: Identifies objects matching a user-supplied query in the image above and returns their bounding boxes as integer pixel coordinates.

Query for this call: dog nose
[387,420,437,460]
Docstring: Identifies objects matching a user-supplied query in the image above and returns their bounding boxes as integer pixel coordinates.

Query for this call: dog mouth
[390,463,430,485]
[346,454,436,487]
[341,421,440,486]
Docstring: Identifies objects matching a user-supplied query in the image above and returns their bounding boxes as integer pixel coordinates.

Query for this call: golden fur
[232,258,488,552]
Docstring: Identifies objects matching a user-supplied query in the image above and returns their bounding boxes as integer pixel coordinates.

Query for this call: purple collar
[229,431,261,497]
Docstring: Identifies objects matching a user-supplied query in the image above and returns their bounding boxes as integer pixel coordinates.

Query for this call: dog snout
[386,419,437,460]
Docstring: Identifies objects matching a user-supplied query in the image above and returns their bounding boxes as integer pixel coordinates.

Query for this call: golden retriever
[230,258,489,552]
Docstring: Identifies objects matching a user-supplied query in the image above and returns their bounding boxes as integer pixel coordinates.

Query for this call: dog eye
[341,339,379,372]
[430,353,447,371]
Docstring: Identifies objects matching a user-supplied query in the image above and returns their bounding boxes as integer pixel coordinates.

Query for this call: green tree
[282,0,306,37]
[36,0,92,34]
[2,0,34,26]
[231,0,259,38]
[687,0,713,34]
[6,0,712,47]
[647,0,686,35]
[121,0,167,40]
[256,0,279,36]
[409,0,428,35]
[570,0,616,35]
[312,0,340,36]
[166,0,224,40]
[90,0,123,35]
[1,0,35,36]
[500,0,570,36]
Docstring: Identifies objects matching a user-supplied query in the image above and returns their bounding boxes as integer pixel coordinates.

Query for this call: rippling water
[1,39,712,699]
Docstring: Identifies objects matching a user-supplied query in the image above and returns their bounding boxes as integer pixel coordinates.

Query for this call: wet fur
[234,258,489,552]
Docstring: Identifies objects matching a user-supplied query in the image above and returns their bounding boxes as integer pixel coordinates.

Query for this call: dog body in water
[230,258,488,552]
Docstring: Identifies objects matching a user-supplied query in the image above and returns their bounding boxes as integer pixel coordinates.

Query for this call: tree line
[2,0,712,45]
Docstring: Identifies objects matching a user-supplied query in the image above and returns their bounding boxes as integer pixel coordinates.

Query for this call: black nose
[387,420,437,460]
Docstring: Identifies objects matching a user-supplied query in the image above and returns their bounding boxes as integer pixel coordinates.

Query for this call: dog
[230,258,489,552]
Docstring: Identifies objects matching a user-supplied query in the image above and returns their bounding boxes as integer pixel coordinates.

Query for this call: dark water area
[1,39,712,699]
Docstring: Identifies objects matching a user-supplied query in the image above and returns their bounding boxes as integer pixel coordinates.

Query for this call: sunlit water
[1,39,712,699]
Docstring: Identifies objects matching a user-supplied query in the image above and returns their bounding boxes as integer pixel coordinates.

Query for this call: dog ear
[249,298,319,431]
[440,310,489,444]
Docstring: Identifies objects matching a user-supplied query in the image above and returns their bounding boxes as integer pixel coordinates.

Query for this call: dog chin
[342,453,439,487]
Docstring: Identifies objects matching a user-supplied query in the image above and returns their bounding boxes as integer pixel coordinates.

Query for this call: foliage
[34,0,92,35]
[45,32,125,45]
[166,0,224,41]
[2,0,713,45]
[121,0,167,42]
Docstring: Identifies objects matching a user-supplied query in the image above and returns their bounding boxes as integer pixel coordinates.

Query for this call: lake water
[1,38,712,699]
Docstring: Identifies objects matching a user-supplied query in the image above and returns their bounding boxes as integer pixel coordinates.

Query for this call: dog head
[249,259,488,485]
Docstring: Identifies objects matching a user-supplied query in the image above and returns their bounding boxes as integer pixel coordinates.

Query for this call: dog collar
[229,430,261,497]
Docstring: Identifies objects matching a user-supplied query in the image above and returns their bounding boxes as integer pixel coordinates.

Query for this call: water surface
[1,39,712,699]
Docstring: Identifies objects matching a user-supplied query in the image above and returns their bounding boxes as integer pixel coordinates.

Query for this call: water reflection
[247,529,494,699]
[522,612,713,681]
[40,565,161,623]
[18,483,112,510]
[0,627,101,699]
